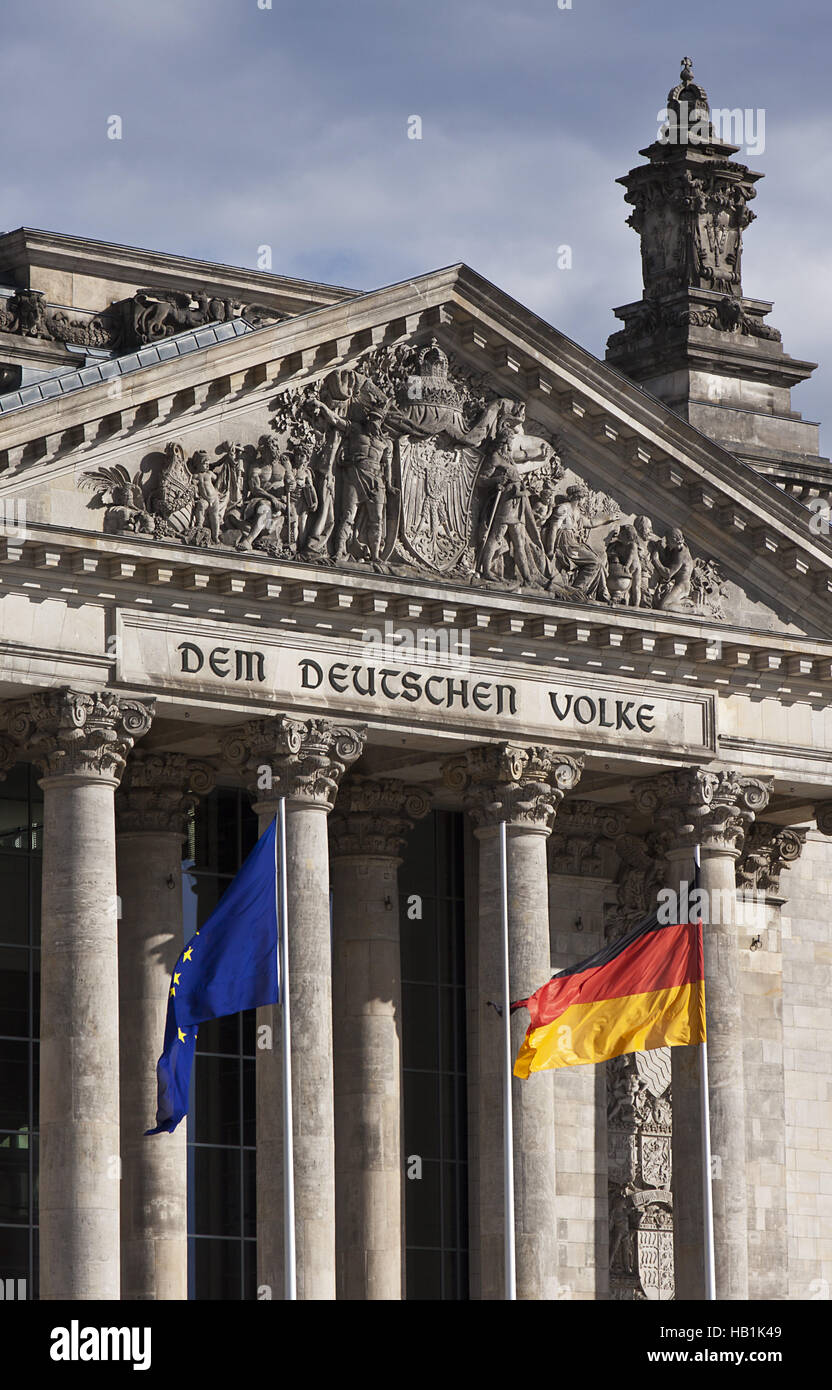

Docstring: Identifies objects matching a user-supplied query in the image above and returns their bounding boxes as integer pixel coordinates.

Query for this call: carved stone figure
[653,527,694,610]
[546,484,611,600]
[476,419,549,585]
[6,289,50,338]
[232,439,291,553]
[80,465,154,535]
[606,524,644,606]
[315,402,396,564]
[189,451,225,544]
[216,441,248,508]
[287,438,318,552]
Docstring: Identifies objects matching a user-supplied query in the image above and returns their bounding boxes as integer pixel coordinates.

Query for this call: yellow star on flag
[173,972,181,985]
[170,986,175,997]
[178,1027,187,1044]
[183,947,193,962]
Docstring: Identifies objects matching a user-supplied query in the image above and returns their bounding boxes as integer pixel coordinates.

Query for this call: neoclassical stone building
[0,61,828,1301]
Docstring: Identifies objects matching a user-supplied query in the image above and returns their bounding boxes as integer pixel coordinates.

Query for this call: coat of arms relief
[81,336,728,619]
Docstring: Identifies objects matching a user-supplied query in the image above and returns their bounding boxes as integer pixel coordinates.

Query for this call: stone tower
[606,58,830,501]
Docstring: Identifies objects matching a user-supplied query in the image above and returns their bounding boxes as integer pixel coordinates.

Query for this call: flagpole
[277,799,297,1301]
[694,843,716,1301]
[499,820,517,1301]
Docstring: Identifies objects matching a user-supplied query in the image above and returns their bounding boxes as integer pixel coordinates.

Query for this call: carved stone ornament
[606,59,783,363]
[442,743,583,832]
[0,689,154,782]
[815,802,832,838]
[622,59,759,301]
[0,734,18,782]
[221,714,366,810]
[736,821,806,894]
[78,334,729,620]
[633,767,771,856]
[608,1050,674,1302]
[329,776,432,859]
[547,800,627,878]
[0,284,279,354]
[605,829,672,941]
[115,751,216,835]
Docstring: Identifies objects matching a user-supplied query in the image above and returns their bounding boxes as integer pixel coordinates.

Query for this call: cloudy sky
[5,0,831,448]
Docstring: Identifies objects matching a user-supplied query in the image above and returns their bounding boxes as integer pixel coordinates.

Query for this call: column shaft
[20,688,154,1302]
[478,823,558,1299]
[117,831,188,1300]
[253,801,336,1300]
[331,856,403,1299]
[636,768,771,1301]
[222,714,365,1300]
[698,843,749,1299]
[40,776,123,1299]
[444,742,584,1302]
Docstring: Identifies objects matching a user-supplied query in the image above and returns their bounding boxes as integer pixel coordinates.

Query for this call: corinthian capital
[0,688,154,783]
[221,714,366,810]
[736,821,806,895]
[442,743,583,833]
[633,767,771,857]
[116,751,216,835]
[329,776,431,859]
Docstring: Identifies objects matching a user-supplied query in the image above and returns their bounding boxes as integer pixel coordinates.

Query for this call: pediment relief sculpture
[80,337,728,620]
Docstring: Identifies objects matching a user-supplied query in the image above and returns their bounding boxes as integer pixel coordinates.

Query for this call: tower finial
[680,56,694,83]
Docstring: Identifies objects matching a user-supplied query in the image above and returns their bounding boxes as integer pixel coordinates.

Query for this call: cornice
[2,521,832,704]
[0,226,358,308]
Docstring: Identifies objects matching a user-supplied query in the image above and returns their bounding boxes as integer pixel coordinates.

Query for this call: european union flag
[146,816,279,1135]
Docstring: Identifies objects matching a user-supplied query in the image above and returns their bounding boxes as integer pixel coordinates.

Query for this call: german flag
[513,914,705,1077]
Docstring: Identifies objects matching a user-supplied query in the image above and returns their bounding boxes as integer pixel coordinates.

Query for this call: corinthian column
[115,751,215,1300]
[3,689,153,1300]
[222,715,366,1301]
[329,776,431,1300]
[443,744,583,1301]
[634,768,771,1301]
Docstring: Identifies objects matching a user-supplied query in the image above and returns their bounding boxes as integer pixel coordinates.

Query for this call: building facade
[0,61,829,1301]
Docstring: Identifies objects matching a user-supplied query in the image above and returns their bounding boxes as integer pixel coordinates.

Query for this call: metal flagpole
[694,843,716,1300]
[277,799,297,1300]
[499,820,517,1300]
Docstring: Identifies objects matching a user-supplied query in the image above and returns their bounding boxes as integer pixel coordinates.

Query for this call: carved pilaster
[1,688,154,782]
[736,822,807,895]
[329,776,431,859]
[548,800,626,877]
[608,1051,674,1301]
[221,714,366,810]
[116,751,216,835]
[442,743,583,832]
[633,767,771,858]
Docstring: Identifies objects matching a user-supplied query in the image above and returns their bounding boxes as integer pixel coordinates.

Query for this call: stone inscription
[118,613,716,755]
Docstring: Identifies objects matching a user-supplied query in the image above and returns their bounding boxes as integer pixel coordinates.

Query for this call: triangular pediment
[2,262,832,670]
